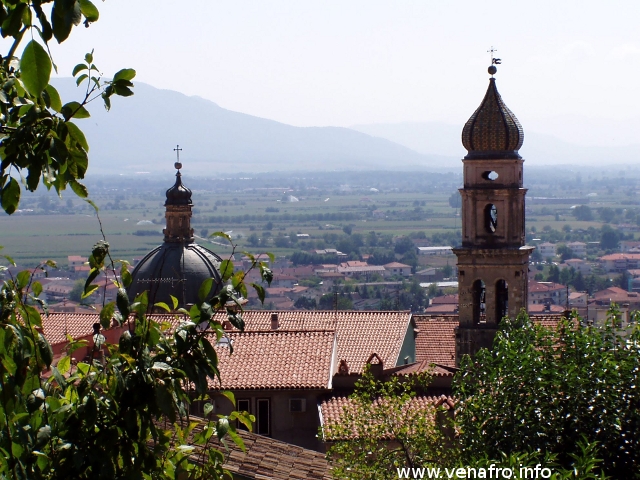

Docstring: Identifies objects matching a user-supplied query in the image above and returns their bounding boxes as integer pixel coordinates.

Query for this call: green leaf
[100,302,115,329]
[251,283,266,304]
[1,177,20,214]
[116,288,130,318]
[170,295,179,310]
[75,73,88,86]
[1,4,25,37]
[82,284,99,299]
[57,355,70,375]
[219,260,234,282]
[32,281,43,297]
[216,418,230,440]
[84,51,93,64]
[72,63,87,76]
[20,41,52,96]
[44,84,62,112]
[154,302,171,313]
[51,1,81,42]
[211,231,232,242]
[155,383,176,422]
[120,263,132,288]
[37,333,53,367]
[69,179,88,198]
[16,270,30,289]
[112,68,136,82]
[227,429,246,452]
[203,403,214,416]
[84,198,99,213]
[61,101,90,121]
[200,337,218,367]
[66,121,89,151]
[78,0,99,22]
[221,390,236,407]
[198,278,213,302]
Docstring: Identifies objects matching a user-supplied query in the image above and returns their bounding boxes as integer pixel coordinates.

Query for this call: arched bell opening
[472,279,486,325]
[496,279,508,323]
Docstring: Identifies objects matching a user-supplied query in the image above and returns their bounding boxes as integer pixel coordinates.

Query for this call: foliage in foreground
[0,235,273,479]
[325,367,609,479]
[324,370,453,480]
[0,0,135,215]
[453,309,640,478]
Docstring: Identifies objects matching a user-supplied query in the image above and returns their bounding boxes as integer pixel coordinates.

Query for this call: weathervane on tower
[487,46,501,76]
[174,144,183,170]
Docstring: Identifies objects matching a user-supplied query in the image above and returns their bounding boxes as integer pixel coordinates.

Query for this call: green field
[1,167,639,267]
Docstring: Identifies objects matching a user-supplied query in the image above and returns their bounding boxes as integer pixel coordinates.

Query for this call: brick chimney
[271,313,279,330]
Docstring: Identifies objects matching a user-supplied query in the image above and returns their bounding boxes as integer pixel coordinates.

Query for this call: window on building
[256,398,270,436]
[485,204,497,233]
[496,279,508,323]
[472,279,486,324]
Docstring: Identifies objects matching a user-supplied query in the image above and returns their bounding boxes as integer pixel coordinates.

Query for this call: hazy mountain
[51,79,449,175]
[350,121,640,166]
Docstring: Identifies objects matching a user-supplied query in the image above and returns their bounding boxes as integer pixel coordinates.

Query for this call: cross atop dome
[174,144,183,170]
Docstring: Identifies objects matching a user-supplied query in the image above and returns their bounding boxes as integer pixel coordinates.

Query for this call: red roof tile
[412,315,458,368]
[182,419,332,479]
[213,330,336,390]
[219,310,412,374]
[431,294,459,305]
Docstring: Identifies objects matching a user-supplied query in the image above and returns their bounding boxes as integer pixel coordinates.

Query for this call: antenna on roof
[395,285,400,311]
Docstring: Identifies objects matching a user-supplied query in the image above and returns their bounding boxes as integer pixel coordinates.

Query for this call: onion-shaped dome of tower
[461,67,524,160]
[165,165,192,206]
[127,162,222,310]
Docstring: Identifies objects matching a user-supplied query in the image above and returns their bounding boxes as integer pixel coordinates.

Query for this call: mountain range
[51,79,640,175]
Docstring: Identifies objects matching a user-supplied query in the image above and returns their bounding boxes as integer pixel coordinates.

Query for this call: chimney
[271,313,279,330]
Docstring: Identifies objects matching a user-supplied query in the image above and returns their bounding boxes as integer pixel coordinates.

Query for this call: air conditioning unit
[289,398,306,413]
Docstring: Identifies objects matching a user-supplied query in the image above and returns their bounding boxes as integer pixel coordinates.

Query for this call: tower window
[472,279,486,325]
[485,204,497,233]
[482,171,499,181]
[496,280,508,323]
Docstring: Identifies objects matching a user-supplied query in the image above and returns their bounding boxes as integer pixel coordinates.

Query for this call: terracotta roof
[180,419,332,480]
[424,304,458,314]
[431,294,459,305]
[40,313,188,347]
[383,262,411,268]
[528,304,566,314]
[600,253,640,261]
[592,286,640,304]
[412,315,458,368]
[529,281,565,293]
[220,310,412,374]
[40,310,412,379]
[213,330,336,390]
[532,314,569,330]
[392,360,457,378]
[319,394,454,440]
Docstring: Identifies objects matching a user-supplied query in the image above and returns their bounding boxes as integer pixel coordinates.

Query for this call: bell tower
[453,64,533,366]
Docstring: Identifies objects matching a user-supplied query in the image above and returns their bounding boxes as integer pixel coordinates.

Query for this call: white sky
[20,1,640,146]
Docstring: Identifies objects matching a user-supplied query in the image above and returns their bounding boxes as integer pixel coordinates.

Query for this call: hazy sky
[23,1,640,146]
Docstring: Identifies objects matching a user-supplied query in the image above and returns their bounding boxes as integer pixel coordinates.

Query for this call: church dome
[461,72,524,160]
[127,243,222,308]
[127,159,222,309]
